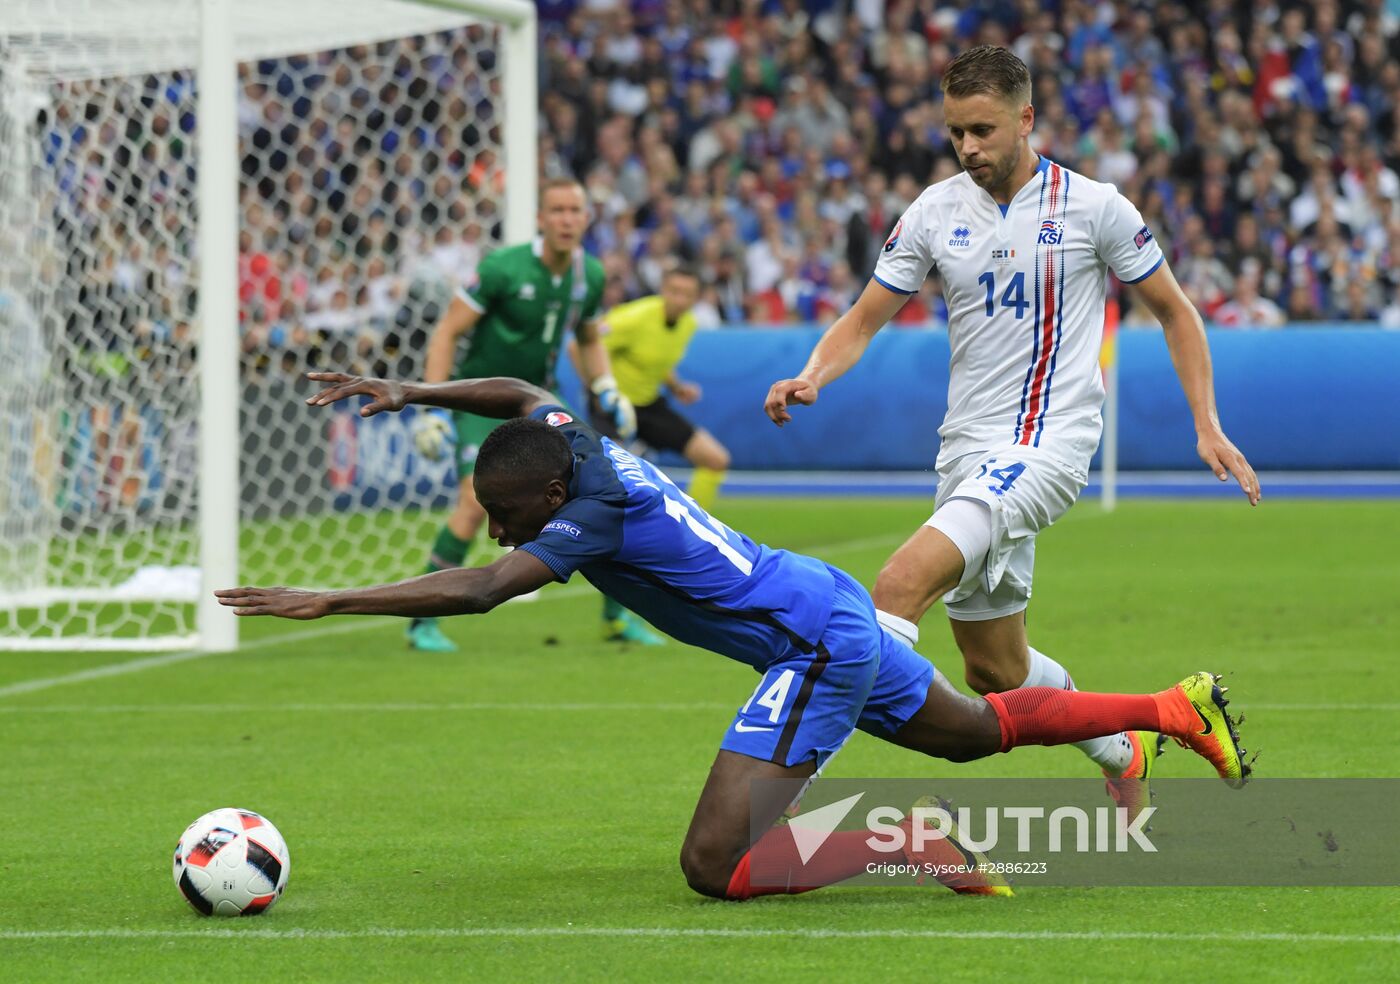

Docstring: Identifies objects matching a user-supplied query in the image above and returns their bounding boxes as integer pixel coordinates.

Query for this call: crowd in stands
[22,2,1395,519]
[34,0,1400,386]
[538,0,1400,328]
[232,27,503,370]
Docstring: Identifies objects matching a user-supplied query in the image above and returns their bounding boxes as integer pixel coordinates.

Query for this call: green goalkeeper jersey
[454,238,606,388]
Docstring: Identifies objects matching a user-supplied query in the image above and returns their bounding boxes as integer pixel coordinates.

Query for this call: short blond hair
[941,45,1032,106]
[539,177,585,204]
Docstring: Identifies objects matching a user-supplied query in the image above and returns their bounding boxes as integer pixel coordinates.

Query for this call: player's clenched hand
[671,380,702,405]
[1197,429,1261,506]
[214,587,331,620]
[764,378,818,426]
[304,372,406,417]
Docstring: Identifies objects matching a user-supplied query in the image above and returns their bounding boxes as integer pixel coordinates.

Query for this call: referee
[581,266,729,513]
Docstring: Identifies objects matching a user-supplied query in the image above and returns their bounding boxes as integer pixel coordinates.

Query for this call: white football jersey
[874,156,1164,473]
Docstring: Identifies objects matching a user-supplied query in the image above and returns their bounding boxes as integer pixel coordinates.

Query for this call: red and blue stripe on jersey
[1014,160,1069,446]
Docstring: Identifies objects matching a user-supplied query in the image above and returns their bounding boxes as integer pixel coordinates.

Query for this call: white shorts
[928,447,1087,622]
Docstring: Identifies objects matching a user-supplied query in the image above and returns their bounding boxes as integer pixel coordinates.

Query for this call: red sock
[984,686,1192,752]
[725,827,886,900]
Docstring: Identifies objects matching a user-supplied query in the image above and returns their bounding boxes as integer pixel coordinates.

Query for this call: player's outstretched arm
[1130,264,1261,505]
[574,318,637,441]
[764,279,908,425]
[305,372,555,420]
[424,295,480,383]
[215,551,556,620]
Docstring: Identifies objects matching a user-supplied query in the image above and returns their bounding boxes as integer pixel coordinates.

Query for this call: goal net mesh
[0,0,509,648]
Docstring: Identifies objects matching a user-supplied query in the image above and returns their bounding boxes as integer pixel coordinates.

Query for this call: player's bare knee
[874,553,955,618]
[687,433,729,472]
[678,843,735,899]
[872,557,923,615]
[962,652,1019,695]
[937,700,1003,763]
[448,508,483,541]
[708,437,731,471]
[947,701,1004,761]
[937,742,985,764]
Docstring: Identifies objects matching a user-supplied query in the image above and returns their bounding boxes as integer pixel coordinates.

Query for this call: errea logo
[948,225,972,247]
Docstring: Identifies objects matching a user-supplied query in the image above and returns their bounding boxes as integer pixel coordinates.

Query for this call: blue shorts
[720,566,936,768]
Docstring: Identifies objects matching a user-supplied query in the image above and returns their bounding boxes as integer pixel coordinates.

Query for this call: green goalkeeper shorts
[452,392,571,478]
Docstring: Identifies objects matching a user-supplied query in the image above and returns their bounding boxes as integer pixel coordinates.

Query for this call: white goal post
[0,0,536,651]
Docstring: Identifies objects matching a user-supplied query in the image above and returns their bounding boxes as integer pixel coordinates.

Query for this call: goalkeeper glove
[413,409,454,461]
[590,374,637,442]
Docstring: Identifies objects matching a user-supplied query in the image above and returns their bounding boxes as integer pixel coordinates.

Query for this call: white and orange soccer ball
[172,808,291,916]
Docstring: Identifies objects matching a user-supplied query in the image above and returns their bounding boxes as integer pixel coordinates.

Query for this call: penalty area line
[0,926,1394,945]
[0,619,396,700]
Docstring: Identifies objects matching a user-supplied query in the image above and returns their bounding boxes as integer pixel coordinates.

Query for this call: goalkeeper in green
[409,178,658,650]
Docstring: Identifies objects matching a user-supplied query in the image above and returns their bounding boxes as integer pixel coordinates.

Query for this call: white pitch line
[1245,703,1400,712]
[0,618,402,699]
[1,700,1396,715]
[0,530,899,701]
[0,926,1393,945]
[0,701,735,714]
[0,584,601,701]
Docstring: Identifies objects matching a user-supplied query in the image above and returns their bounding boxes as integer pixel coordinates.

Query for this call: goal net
[0,0,536,650]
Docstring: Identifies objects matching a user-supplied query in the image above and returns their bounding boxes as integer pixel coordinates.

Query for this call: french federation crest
[545,411,573,427]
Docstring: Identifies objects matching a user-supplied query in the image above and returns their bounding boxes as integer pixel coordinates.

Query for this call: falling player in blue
[218,373,1250,901]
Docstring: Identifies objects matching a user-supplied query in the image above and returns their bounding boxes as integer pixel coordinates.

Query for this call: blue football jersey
[518,406,838,669]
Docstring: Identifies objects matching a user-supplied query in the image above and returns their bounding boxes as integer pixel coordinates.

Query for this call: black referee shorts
[589,393,697,453]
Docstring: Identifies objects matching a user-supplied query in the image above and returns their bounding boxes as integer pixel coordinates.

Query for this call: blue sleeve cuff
[872,273,916,296]
[1120,256,1164,285]
[519,543,571,583]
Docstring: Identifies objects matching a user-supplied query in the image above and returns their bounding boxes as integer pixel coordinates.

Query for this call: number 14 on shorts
[977,458,1026,496]
[738,669,796,730]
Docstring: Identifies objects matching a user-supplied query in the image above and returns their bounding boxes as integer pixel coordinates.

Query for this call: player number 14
[975,458,1026,495]
[977,270,1029,319]
[658,486,754,576]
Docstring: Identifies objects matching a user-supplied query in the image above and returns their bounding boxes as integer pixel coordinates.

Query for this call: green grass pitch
[1,497,1397,982]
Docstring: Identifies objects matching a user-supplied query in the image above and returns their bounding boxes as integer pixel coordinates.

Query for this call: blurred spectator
[1215,260,1286,329]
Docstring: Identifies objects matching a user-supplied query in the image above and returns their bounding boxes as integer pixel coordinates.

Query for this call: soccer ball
[172,808,291,916]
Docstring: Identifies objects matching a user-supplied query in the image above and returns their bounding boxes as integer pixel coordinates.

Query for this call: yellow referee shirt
[600,295,698,406]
